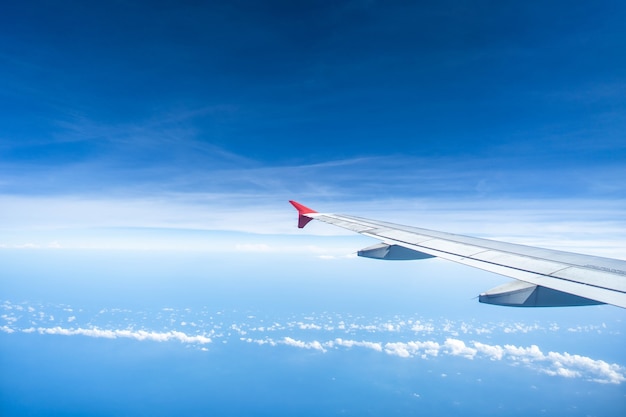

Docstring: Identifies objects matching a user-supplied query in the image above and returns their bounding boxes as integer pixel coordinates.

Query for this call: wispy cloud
[4,146,626,201]
[1,193,624,257]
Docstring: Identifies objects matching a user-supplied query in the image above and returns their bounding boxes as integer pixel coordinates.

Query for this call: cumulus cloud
[444,338,477,359]
[33,326,212,345]
[411,322,435,333]
[503,344,544,363]
[384,341,441,359]
[468,342,624,384]
[298,322,322,330]
[544,351,625,384]
[1,325,15,334]
[281,337,327,352]
[474,342,504,360]
[503,323,541,334]
[332,338,383,352]
[381,338,625,384]
[240,337,277,347]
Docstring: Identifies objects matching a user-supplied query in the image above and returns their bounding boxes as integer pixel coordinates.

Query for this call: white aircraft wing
[290,201,626,308]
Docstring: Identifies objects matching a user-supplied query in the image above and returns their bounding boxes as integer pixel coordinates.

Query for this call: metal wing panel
[372,229,436,245]
[311,214,375,233]
[468,251,570,275]
[419,239,493,258]
[550,268,626,293]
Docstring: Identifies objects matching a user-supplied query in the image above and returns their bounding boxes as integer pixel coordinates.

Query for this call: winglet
[289,200,317,228]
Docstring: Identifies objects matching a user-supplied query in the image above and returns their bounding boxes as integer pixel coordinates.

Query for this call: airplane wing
[289,201,626,308]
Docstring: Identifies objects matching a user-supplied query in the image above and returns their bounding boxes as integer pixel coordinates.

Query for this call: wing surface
[289,201,626,308]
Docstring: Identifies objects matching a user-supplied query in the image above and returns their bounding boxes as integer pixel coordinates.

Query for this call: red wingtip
[289,200,317,228]
[289,200,317,215]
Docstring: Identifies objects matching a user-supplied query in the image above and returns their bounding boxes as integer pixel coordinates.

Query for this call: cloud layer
[29,326,212,344]
[238,336,624,385]
[2,300,624,385]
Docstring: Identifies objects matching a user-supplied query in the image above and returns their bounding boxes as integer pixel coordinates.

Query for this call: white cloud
[281,337,327,352]
[384,342,411,358]
[473,342,504,361]
[567,325,604,333]
[380,338,625,384]
[1,325,15,334]
[33,326,212,345]
[545,351,625,385]
[333,338,383,352]
[469,342,626,385]
[381,323,399,332]
[2,314,18,324]
[384,341,441,359]
[298,322,322,330]
[444,338,477,359]
[241,337,277,347]
[411,322,435,333]
[545,367,581,379]
[503,323,541,334]
[503,344,544,363]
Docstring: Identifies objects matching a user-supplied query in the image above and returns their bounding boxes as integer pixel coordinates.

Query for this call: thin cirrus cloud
[3,146,625,199]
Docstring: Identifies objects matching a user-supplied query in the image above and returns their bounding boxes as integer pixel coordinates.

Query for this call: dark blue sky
[1,1,625,215]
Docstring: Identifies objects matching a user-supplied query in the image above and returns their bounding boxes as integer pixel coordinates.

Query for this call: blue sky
[1,1,625,275]
[2,1,625,198]
[1,1,625,254]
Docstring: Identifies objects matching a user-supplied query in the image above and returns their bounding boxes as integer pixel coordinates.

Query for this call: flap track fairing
[358,243,435,261]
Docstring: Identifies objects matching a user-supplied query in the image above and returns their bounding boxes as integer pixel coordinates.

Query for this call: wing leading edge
[289,201,626,308]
